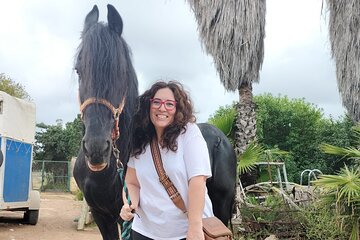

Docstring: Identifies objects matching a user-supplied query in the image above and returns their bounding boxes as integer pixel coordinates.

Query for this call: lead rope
[113,145,132,240]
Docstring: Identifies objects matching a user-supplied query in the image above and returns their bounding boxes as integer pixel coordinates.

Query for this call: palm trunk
[235,82,256,155]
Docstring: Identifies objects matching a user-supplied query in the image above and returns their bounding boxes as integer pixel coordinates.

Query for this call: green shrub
[74,189,83,201]
[301,203,347,240]
[240,192,305,238]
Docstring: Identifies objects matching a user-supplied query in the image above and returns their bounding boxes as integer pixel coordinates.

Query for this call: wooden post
[77,198,89,230]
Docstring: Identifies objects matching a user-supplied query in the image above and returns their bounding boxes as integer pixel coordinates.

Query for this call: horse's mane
[76,22,137,103]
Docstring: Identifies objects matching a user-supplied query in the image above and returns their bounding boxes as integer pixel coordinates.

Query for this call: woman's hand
[120,203,135,221]
[121,167,140,221]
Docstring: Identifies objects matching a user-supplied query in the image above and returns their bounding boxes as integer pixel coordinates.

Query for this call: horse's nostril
[105,140,111,153]
[82,140,89,157]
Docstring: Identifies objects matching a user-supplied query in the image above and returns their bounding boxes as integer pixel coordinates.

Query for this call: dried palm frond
[187,0,266,91]
[326,0,360,121]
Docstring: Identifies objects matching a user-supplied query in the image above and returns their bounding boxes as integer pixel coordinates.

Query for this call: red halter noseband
[79,97,126,141]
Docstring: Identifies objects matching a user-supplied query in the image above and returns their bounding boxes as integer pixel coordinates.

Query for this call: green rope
[118,166,132,240]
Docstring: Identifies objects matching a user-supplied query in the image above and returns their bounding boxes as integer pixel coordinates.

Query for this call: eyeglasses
[150,98,177,111]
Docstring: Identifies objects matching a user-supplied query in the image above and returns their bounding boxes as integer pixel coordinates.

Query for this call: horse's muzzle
[82,138,112,172]
[86,160,108,172]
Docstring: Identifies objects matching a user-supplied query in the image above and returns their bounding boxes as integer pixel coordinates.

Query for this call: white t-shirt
[127,122,214,240]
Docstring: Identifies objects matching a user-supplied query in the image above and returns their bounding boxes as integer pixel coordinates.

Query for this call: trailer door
[3,138,32,202]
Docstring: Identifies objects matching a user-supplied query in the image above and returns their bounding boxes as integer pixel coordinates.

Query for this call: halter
[79,96,126,141]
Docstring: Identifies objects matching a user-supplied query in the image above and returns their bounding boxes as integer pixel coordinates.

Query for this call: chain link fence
[32,160,70,192]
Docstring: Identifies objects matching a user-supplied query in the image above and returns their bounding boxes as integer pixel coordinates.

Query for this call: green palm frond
[313,166,360,206]
[262,148,289,162]
[208,108,236,137]
[320,143,360,160]
[237,142,264,174]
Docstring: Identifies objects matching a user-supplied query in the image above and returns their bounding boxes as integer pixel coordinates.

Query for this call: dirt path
[0,192,101,240]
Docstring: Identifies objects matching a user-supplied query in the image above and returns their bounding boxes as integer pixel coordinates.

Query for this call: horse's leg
[91,209,120,240]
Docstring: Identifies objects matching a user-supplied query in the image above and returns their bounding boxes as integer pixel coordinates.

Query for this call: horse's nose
[82,137,111,162]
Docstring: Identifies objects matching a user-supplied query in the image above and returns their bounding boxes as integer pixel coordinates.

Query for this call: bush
[74,189,83,201]
[301,203,347,240]
[239,189,305,239]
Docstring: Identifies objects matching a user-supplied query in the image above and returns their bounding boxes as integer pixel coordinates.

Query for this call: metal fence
[32,160,70,192]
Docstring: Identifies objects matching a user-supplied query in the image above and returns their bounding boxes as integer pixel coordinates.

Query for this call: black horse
[73,5,236,240]
[198,123,237,224]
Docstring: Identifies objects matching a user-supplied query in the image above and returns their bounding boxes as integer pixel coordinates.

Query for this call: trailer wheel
[24,209,39,225]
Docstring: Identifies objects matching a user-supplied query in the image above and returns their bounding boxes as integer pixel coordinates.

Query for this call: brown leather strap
[150,136,187,213]
[80,96,126,120]
[79,96,126,140]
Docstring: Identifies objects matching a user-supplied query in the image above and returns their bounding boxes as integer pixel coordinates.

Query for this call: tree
[209,94,355,182]
[326,1,360,122]
[35,124,68,161]
[313,166,360,240]
[255,94,356,181]
[187,0,266,155]
[317,124,360,240]
[33,115,82,188]
[0,73,31,100]
[63,115,84,159]
[34,114,83,161]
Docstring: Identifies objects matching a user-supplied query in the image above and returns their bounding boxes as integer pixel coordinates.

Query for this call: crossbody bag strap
[150,136,187,213]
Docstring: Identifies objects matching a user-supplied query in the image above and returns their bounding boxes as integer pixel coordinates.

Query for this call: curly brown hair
[132,80,196,157]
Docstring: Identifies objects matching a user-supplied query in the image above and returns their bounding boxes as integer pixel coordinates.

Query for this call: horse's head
[75,5,138,172]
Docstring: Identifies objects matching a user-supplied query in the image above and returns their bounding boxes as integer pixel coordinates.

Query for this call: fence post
[41,160,45,191]
[67,160,71,192]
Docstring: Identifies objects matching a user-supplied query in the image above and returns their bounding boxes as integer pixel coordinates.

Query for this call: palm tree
[326,1,360,122]
[313,166,360,240]
[318,124,360,240]
[187,0,266,154]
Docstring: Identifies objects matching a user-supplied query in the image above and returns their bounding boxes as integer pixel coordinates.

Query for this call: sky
[0,0,346,125]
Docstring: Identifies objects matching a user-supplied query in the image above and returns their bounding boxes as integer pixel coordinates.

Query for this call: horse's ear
[107,4,123,35]
[83,5,99,35]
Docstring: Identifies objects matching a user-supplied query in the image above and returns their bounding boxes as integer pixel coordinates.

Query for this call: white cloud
[0,0,345,125]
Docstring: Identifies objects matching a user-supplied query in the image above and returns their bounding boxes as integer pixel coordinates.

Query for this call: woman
[120,81,213,240]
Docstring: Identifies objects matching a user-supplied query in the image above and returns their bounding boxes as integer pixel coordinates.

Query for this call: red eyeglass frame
[150,98,177,111]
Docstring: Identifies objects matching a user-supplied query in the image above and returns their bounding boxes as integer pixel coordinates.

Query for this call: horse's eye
[75,68,82,80]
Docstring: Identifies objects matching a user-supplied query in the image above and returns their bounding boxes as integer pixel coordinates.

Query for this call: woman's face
[150,87,176,136]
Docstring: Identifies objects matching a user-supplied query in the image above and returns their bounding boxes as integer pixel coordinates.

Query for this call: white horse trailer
[0,91,40,225]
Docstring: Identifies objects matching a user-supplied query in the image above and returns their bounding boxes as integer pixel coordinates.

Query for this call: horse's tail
[228,185,236,233]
